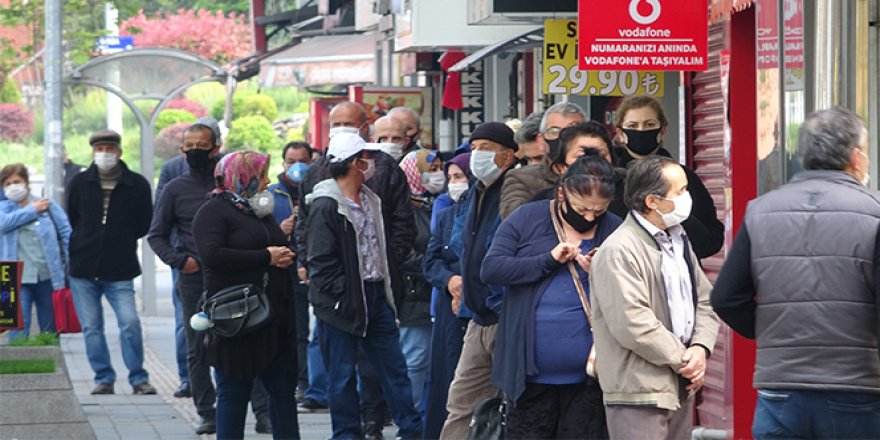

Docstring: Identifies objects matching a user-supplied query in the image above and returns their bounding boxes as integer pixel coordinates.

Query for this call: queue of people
[3,95,877,440]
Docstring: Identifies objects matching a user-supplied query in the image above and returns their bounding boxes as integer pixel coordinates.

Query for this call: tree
[119,9,252,64]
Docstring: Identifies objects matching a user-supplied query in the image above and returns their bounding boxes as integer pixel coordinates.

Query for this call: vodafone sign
[578,0,708,71]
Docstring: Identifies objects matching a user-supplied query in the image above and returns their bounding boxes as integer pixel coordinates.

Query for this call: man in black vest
[712,107,880,439]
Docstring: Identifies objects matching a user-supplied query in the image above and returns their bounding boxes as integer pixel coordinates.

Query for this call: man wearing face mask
[712,108,880,439]
[590,156,719,440]
[66,129,158,396]
[388,106,423,159]
[297,101,415,438]
[613,95,724,260]
[440,122,519,440]
[373,115,410,162]
[306,133,423,440]
[539,102,587,160]
[268,141,313,403]
[148,119,274,435]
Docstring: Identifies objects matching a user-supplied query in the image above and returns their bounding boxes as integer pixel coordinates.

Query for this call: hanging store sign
[577,0,708,71]
[544,19,664,96]
[457,60,485,139]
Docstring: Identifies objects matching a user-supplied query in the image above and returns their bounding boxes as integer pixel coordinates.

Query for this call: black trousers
[505,379,608,440]
[291,278,310,394]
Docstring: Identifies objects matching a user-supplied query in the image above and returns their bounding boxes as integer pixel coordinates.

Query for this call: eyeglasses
[543,127,564,139]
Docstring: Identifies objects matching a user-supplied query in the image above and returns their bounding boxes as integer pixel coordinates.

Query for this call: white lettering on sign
[458,61,484,139]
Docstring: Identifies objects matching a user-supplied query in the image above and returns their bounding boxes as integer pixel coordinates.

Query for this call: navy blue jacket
[481,200,622,404]
[461,174,507,326]
[424,206,460,301]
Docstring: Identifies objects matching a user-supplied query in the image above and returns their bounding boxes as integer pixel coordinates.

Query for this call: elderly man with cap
[66,129,156,396]
[305,133,423,440]
[440,122,519,440]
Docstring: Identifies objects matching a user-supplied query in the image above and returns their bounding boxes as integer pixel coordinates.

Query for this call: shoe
[196,418,217,435]
[297,397,329,413]
[91,383,114,395]
[364,422,383,440]
[173,382,191,398]
[255,415,273,434]
[132,382,157,395]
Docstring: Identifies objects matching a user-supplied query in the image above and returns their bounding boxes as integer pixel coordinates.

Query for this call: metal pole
[105,3,124,134]
[43,0,64,204]
[140,122,157,316]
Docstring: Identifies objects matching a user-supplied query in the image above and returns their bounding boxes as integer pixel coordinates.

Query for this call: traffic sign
[95,35,134,55]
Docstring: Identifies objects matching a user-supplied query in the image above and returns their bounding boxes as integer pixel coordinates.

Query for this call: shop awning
[448,27,543,72]
[709,0,757,23]
[259,32,376,87]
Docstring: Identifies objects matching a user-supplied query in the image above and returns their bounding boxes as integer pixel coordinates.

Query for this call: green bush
[63,89,107,134]
[210,94,247,121]
[8,332,59,347]
[263,86,310,115]
[155,109,196,133]
[226,115,278,153]
[241,94,279,121]
[0,78,22,103]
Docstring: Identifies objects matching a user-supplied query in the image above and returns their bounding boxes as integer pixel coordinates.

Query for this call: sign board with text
[577,0,708,71]
[0,261,23,331]
[457,61,485,140]
[544,19,664,96]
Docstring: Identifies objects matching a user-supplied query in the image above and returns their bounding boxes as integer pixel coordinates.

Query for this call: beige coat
[589,214,719,410]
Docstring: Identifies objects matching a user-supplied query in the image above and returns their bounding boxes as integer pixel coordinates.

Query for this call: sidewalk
[60,268,333,439]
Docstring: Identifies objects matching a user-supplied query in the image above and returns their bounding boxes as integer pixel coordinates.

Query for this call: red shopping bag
[52,287,82,333]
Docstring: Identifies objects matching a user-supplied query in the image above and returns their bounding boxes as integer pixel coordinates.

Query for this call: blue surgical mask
[286,162,309,184]
[470,150,502,186]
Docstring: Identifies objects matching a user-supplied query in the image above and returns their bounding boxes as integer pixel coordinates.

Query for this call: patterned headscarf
[400,148,440,196]
[213,150,271,198]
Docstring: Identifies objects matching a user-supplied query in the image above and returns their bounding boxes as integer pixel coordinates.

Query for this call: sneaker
[297,397,329,413]
[196,418,217,435]
[91,383,114,395]
[255,415,273,434]
[364,422,383,440]
[132,382,157,395]
[173,382,191,398]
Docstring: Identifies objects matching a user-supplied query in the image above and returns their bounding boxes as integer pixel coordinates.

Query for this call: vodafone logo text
[629,0,661,25]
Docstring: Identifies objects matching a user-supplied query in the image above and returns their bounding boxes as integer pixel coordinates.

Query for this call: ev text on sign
[578,0,708,71]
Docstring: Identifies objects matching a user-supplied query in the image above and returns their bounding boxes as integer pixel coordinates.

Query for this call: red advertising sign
[578,0,708,71]
[756,0,803,70]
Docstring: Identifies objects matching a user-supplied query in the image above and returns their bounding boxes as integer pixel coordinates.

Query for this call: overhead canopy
[260,32,376,88]
[448,27,543,72]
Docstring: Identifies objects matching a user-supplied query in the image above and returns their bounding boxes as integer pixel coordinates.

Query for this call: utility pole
[105,3,123,133]
[43,0,64,203]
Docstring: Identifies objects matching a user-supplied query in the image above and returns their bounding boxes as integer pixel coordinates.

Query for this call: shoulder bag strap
[549,201,593,326]
[258,219,272,291]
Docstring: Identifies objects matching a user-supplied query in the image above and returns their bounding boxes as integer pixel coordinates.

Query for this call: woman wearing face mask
[397,148,445,409]
[421,152,473,439]
[192,151,300,439]
[613,95,724,259]
[482,155,624,440]
[0,163,71,342]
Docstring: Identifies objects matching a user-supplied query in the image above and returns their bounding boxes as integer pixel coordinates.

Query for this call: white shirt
[632,211,695,343]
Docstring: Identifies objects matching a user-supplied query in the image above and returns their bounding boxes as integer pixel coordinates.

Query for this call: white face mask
[248,190,275,218]
[470,150,503,186]
[448,182,469,202]
[656,191,693,228]
[422,171,446,195]
[376,142,405,161]
[94,152,119,171]
[329,126,361,138]
[3,183,28,202]
[360,158,376,182]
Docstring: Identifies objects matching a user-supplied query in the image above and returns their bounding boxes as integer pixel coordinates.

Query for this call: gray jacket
[744,170,880,393]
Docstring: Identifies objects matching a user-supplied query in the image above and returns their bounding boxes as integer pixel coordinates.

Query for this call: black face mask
[186,148,213,170]
[622,128,662,156]
[546,138,562,159]
[561,196,602,233]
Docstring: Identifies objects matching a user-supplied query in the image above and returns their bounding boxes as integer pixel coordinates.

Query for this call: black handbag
[201,272,271,338]
[468,392,506,440]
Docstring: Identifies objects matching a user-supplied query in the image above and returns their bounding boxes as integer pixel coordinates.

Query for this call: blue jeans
[399,324,431,408]
[171,268,189,383]
[69,277,149,386]
[754,388,880,439]
[214,348,300,439]
[319,282,422,440]
[7,279,55,342]
[304,317,328,404]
